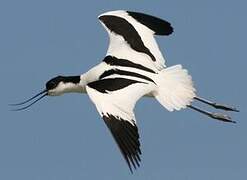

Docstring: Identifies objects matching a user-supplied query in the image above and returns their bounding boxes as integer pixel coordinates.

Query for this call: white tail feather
[155,65,196,111]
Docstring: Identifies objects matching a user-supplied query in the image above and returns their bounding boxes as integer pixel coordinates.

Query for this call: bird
[11,10,239,173]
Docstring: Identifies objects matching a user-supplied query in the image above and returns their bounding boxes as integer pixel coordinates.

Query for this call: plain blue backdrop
[0,0,246,179]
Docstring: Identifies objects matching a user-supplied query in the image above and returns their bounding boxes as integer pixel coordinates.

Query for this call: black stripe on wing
[103,114,141,173]
[99,15,156,61]
[87,78,146,93]
[99,69,156,84]
[127,11,173,36]
[103,56,157,74]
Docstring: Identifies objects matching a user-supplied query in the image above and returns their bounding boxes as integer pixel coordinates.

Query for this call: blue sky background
[0,0,246,179]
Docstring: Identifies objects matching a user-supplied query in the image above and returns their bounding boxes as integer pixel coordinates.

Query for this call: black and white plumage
[12,10,239,172]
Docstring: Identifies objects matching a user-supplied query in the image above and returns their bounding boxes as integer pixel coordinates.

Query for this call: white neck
[78,74,87,93]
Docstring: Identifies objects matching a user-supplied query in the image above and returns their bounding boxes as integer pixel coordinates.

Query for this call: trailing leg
[194,96,239,112]
[187,105,236,123]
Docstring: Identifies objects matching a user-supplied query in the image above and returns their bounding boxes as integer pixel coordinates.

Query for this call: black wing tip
[127,11,173,36]
[103,114,142,172]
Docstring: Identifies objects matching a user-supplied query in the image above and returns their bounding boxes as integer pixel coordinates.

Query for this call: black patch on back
[103,56,156,74]
[127,11,173,36]
[46,76,80,90]
[99,15,156,61]
[87,78,146,93]
[103,114,141,172]
[99,69,156,84]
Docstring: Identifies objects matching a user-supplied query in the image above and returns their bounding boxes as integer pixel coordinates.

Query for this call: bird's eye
[46,76,63,90]
[46,80,58,90]
[51,82,57,88]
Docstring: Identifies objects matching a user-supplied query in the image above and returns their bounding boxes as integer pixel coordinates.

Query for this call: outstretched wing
[98,10,173,70]
[86,77,154,172]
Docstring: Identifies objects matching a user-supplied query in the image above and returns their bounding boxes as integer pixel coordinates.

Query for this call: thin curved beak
[10,89,48,111]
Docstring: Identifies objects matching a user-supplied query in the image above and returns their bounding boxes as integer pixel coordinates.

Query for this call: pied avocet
[11,10,239,172]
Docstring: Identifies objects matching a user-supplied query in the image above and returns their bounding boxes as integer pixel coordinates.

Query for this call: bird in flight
[11,10,239,172]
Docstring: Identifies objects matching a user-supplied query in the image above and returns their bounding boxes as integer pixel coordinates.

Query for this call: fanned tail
[154,65,196,111]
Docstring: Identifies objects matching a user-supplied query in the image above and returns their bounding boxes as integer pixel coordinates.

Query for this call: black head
[46,75,81,90]
[46,76,65,90]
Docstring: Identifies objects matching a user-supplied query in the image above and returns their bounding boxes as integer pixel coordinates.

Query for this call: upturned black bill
[10,89,48,111]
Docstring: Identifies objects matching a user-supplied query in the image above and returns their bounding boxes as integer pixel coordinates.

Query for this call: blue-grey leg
[194,96,239,112]
[187,105,236,123]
